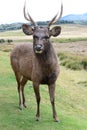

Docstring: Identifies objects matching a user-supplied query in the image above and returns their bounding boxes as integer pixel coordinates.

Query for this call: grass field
[0,24,87,130]
[0,24,87,40]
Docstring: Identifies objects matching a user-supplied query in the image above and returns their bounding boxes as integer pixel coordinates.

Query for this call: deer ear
[22,24,33,35]
[50,26,61,37]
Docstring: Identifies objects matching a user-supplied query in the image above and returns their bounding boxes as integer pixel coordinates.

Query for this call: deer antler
[48,2,63,27]
[23,1,63,27]
[23,1,37,27]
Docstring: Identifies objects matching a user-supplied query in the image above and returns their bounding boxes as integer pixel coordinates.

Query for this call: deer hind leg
[15,73,27,110]
[48,83,59,122]
[18,76,28,110]
[20,76,28,109]
[33,82,41,121]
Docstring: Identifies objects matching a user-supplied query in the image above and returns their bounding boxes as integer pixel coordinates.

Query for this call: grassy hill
[0,24,87,130]
[0,45,87,130]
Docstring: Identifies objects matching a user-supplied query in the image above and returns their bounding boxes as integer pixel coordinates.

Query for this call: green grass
[0,30,23,37]
[1,23,87,44]
[58,52,87,70]
[52,37,87,43]
[0,50,87,130]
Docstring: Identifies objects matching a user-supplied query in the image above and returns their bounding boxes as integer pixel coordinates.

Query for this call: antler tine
[57,2,63,22]
[23,2,30,21]
[23,1,37,26]
[48,13,58,27]
[48,2,63,27]
[27,12,37,27]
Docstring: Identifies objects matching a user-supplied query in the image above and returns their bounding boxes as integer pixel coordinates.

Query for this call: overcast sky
[0,0,87,24]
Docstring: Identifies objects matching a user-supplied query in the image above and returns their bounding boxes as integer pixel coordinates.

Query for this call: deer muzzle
[34,44,44,54]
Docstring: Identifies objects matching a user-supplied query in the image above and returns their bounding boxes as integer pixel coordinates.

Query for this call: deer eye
[33,35,39,40]
[42,36,49,40]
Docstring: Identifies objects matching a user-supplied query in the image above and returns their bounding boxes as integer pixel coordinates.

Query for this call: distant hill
[0,13,87,32]
[61,13,87,21]
[0,23,23,32]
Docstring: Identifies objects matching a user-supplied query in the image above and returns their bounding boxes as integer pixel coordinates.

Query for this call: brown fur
[10,25,61,122]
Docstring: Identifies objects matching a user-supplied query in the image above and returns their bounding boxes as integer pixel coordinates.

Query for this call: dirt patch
[53,41,87,56]
[0,40,87,56]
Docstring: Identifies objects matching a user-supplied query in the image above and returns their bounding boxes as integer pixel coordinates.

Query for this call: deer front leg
[48,83,59,122]
[17,84,23,110]
[33,83,41,121]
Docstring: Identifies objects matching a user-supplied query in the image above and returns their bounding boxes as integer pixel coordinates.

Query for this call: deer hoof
[36,116,40,121]
[54,116,60,122]
[55,119,59,122]
[23,103,27,108]
[19,104,23,110]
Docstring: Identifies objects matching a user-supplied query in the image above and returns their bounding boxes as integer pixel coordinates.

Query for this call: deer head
[22,1,63,54]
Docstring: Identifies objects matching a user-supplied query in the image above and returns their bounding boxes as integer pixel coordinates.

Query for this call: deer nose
[36,44,42,51]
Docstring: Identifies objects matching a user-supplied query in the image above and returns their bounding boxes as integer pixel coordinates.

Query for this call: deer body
[11,41,59,83]
[10,2,63,122]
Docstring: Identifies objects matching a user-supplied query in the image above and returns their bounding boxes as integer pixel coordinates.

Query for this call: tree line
[0,20,87,32]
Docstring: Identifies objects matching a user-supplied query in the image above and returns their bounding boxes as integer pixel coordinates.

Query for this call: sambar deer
[10,1,63,122]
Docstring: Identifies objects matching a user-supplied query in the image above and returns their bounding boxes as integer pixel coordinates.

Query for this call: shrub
[58,53,67,60]
[7,39,13,43]
[58,52,87,71]
[0,39,5,43]
[66,61,83,70]
[81,61,87,70]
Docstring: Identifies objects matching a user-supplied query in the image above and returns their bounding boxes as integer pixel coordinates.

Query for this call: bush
[81,61,87,69]
[0,39,5,43]
[58,53,67,60]
[66,61,83,70]
[7,39,13,43]
[58,52,87,70]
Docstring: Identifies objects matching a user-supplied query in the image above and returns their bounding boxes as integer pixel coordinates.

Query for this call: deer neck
[35,43,56,67]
